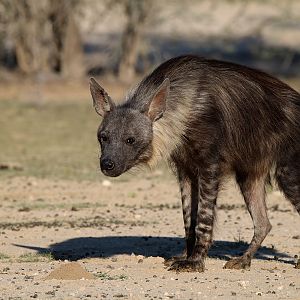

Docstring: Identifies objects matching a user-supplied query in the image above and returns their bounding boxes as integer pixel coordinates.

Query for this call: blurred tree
[118,0,152,82]
[11,0,53,75]
[0,0,84,79]
[49,0,84,78]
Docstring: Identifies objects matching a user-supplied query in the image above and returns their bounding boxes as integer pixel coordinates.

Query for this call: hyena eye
[126,137,135,144]
[99,133,108,142]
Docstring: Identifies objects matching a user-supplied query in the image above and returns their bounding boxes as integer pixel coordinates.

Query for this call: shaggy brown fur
[90,55,300,272]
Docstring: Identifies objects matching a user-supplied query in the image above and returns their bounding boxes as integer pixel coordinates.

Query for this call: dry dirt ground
[0,174,299,299]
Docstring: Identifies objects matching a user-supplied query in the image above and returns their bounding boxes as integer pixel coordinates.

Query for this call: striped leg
[169,162,220,272]
[164,170,198,266]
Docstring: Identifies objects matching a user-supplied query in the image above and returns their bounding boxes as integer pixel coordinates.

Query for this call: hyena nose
[101,158,115,171]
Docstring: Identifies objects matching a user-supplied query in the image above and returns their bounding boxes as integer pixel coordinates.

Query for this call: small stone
[45,291,55,296]
[102,180,112,187]
[113,294,125,298]
[289,282,295,287]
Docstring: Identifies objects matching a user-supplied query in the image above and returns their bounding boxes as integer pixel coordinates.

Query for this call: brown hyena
[89,55,300,272]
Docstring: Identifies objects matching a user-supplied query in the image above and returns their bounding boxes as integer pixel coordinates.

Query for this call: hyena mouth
[101,163,130,177]
[101,168,124,177]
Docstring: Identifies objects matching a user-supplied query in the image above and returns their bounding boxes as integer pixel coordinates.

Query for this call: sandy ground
[0,174,299,300]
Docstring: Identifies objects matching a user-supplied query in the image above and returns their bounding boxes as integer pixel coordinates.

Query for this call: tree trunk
[12,0,53,75]
[61,13,84,78]
[118,0,151,82]
[50,0,85,79]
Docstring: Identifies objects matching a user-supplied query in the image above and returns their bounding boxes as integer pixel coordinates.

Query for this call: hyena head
[89,78,170,177]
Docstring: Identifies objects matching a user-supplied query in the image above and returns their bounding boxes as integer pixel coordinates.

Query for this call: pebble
[102,180,112,187]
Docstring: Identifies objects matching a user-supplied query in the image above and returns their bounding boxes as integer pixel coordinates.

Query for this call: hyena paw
[223,256,251,270]
[168,259,205,273]
[164,254,186,267]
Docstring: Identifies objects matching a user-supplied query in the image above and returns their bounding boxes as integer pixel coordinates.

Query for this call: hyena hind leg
[224,173,272,270]
[276,152,300,214]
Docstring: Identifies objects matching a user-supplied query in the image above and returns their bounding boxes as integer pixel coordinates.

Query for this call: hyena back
[90,55,300,272]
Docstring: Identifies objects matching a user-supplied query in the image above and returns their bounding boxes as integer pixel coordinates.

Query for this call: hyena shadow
[14,236,292,264]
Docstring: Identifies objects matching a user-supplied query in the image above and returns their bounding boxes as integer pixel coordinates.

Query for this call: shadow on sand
[14,236,293,264]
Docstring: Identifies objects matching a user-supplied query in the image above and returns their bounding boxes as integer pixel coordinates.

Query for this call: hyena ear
[89,78,115,116]
[147,78,170,122]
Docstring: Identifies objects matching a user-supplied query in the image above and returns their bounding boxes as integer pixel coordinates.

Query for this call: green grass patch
[0,100,171,182]
[0,216,155,230]
[16,201,107,211]
[0,252,10,260]
[140,203,181,210]
[16,252,54,262]
[0,100,100,181]
[95,272,128,281]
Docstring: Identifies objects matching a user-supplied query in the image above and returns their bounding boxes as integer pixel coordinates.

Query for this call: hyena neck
[147,91,194,169]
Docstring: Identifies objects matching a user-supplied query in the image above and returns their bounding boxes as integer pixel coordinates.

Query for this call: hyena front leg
[224,173,272,270]
[169,162,220,272]
[164,170,198,266]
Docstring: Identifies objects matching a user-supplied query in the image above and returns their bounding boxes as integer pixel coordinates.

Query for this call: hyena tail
[275,148,300,214]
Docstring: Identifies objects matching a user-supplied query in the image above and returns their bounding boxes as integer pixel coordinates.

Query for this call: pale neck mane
[146,93,194,169]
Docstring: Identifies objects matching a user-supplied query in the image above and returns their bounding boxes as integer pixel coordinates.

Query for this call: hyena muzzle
[89,55,300,272]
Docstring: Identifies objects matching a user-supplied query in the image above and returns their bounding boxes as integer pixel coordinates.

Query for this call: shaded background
[0,0,300,181]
